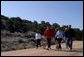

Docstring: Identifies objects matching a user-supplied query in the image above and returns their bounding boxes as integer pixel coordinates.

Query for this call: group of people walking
[35,25,75,51]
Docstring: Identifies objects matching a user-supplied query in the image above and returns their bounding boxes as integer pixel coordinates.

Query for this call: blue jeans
[66,37,73,50]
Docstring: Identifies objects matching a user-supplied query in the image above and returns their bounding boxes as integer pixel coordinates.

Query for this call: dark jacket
[68,28,75,37]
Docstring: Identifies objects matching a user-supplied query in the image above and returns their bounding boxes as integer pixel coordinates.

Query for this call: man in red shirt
[44,26,54,50]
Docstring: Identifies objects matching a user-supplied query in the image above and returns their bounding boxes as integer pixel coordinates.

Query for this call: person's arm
[55,32,58,41]
[35,33,37,39]
[55,32,56,38]
[63,31,65,37]
[44,30,46,36]
[55,32,58,38]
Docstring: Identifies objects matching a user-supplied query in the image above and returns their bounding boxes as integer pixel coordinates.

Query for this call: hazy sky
[1,1,83,30]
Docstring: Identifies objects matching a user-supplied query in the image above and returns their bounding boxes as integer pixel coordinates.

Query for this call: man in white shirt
[35,32,42,48]
[55,28,64,49]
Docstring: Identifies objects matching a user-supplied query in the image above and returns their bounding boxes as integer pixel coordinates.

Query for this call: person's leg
[47,38,49,48]
[36,39,39,48]
[47,38,51,49]
[68,37,72,50]
[69,38,73,50]
[59,38,62,49]
[39,39,41,47]
[48,38,51,49]
[56,38,59,49]
[66,38,68,48]
[67,38,70,49]
[57,38,60,49]
[71,38,73,49]
[38,39,40,47]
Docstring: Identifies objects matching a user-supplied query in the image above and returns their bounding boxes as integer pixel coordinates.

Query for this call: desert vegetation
[1,15,83,51]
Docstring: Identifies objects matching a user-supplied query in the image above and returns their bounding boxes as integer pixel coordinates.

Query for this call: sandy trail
[1,41,83,56]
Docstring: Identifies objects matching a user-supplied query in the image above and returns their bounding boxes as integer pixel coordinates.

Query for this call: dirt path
[1,41,83,56]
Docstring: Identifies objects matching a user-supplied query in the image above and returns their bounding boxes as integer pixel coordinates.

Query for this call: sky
[1,1,83,30]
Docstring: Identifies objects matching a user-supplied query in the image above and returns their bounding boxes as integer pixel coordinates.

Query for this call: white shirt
[35,33,41,39]
[55,30,64,39]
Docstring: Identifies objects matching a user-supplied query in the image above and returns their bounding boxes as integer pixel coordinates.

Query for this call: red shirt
[44,28,54,38]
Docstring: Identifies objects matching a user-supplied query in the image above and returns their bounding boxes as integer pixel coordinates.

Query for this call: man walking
[66,25,75,51]
[44,26,54,50]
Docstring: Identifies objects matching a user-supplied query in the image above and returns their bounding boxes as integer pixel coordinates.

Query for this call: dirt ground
[1,41,83,56]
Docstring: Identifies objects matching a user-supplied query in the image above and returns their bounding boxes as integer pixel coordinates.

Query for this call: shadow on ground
[43,48,83,52]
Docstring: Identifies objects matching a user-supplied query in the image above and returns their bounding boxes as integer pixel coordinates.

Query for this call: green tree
[73,28,83,40]
[52,23,60,29]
